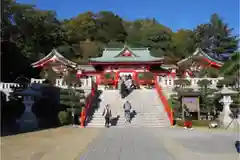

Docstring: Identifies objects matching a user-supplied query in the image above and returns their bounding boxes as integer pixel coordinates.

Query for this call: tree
[174,79,191,88]
[59,88,85,125]
[124,19,174,57]
[194,14,238,55]
[62,12,97,42]
[197,67,220,78]
[95,11,127,43]
[169,94,182,118]
[39,64,58,85]
[3,1,239,83]
[172,29,195,58]
[79,40,103,58]
[219,52,240,76]
[216,77,236,88]
[62,67,81,87]
[11,4,67,60]
[197,79,216,115]
[61,67,83,125]
[1,0,40,81]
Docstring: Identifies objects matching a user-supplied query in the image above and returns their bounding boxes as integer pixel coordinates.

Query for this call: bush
[176,120,210,127]
[2,99,25,122]
[58,111,70,125]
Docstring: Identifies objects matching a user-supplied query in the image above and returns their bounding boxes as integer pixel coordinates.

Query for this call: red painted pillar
[115,71,119,89]
[147,65,150,71]
[133,70,137,82]
[96,74,100,85]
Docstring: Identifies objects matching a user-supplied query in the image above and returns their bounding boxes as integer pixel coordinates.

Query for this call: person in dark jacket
[102,104,112,128]
[120,82,128,98]
[183,105,193,130]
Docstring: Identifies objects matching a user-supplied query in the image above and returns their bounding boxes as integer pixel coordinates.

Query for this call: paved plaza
[1,127,239,160]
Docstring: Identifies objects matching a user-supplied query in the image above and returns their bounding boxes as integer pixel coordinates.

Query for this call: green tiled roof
[197,48,224,65]
[177,48,224,66]
[90,45,163,62]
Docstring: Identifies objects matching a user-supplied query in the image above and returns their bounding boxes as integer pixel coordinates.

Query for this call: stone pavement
[1,126,239,160]
[81,127,239,160]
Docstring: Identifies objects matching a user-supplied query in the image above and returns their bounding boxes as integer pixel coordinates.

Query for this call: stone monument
[215,85,238,128]
[17,87,41,131]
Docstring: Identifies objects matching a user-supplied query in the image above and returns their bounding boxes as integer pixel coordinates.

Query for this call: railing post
[80,107,86,128]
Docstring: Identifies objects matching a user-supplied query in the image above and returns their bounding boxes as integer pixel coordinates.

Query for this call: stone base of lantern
[17,112,38,132]
[219,112,235,128]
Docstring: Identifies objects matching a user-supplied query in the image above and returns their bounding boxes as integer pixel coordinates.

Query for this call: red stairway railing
[80,80,98,128]
[154,77,173,125]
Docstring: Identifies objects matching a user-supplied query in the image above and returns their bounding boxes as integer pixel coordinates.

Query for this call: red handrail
[80,80,98,128]
[154,77,173,125]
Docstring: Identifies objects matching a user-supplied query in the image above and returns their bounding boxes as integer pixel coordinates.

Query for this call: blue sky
[17,0,239,35]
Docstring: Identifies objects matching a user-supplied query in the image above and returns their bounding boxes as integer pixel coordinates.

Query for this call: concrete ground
[1,127,100,160]
[1,127,239,160]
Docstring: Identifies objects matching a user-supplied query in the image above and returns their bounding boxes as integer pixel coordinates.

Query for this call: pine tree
[194,14,238,56]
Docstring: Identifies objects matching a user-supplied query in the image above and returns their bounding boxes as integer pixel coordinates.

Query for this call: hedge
[168,99,174,109]
[58,111,70,125]
[176,120,210,127]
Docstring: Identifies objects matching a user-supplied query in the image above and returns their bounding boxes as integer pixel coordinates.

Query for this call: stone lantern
[17,87,41,131]
[215,85,238,128]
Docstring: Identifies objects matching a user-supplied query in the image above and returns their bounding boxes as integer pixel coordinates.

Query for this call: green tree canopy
[194,13,238,55]
[219,52,240,76]
[2,1,239,81]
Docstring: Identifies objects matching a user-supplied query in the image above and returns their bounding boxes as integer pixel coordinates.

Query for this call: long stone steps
[87,89,170,128]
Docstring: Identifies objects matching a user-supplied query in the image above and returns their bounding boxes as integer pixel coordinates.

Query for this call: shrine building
[31,45,176,86]
[177,48,226,77]
[31,45,229,86]
[89,45,176,86]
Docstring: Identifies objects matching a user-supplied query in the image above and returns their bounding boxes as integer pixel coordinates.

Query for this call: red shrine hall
[31,45,224,87]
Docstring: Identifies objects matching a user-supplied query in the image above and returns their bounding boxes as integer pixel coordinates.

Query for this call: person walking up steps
[123,100,132,123]
[102,104,112,128]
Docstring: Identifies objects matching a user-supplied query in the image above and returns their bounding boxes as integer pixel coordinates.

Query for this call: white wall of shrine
[157,76,224,88]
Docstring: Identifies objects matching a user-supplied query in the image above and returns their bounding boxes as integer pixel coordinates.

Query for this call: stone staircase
[87,89,170,128]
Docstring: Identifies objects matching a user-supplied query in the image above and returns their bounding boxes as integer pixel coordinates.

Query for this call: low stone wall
[0,77,94,92]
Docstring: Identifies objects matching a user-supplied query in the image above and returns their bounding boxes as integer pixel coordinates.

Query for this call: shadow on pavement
[235,141,240,153]
[111,115,120,126]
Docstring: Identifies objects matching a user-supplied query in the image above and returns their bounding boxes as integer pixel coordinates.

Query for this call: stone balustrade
[0,77,94,92]
[0,76,225,92]
[0,83,20,91]
[157,76,224,88]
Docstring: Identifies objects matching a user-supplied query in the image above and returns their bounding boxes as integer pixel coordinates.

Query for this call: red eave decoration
[122,50,132,57]
[33,57,56,68]
[203,57,222,68]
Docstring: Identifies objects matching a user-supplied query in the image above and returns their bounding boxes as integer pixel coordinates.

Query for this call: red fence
[80,81,98,127]
[154,77,173,125]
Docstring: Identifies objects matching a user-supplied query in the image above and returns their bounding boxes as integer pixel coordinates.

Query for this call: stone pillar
[18,96,38,131]
[219,95,233,128]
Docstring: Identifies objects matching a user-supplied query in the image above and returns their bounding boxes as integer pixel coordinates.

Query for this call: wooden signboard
[182,97,200,112]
